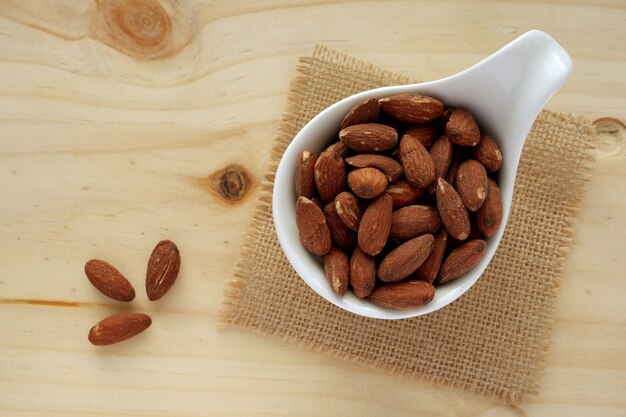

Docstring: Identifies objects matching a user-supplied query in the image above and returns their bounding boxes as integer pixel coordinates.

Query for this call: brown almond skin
[146,240,181,301]
[350,247,376,298]
[368,280,435,310]
[88,313,152,346]
[390,205,441,241]
[295,196,332,256]
[345,154,403,183]
[438,239,486,284]
[314,151,346,204]
[414,229,448,283]
[385,180,423,208]
[427,135,453,193]
[379,94,444,123]
[378,234,435,282]
[456,159,488,211]
[295,148,318,198]
[399,133,436,189]
[436,178,470,241]
[347,167,388,199]
[334,191,362,231]
[324,202,356,252]
[324,141,349,158]
[339,123,398,153]
[340,99,380,130]
[358,193,393,256]
[323,247,349,296]
[446,109,481,146]
[85,259,135,302]
[403,124,439,148]
[476,179,503,237]
[474,133,502,172]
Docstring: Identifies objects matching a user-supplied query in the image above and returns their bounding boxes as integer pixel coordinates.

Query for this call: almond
[474,133,502,172]
[379,94,444,123]
[146,240,181,301]
[438,239,486,284]
[314,151,346,204]
[345,154,403,183]
[399,133,436,189]
[295,148,318,198]
[339,123,398,153]
[378,234,434,282]
[88,313,152,346]
[347,167,388,199]
[385,180,423,208]
[389,205,441,241]
[368,280,435,309]
[414,229,448,283]
[323,247,349,296]
[324,202,356,252]
[476,179,503,237]
[427,135,453,193]
[446,109,480,146]
[324,141,349,158]
[357,193,393,256]
[436,178,470,241]
[456,159,488,211]
[350,247,376,298]
[334,191,362,231]
[403,124,439,148]
[84,259,135,302]
[340,98,380,130]
[295,196,332,256]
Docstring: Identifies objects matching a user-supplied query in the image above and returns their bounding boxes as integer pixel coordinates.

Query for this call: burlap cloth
[220,45,596,403]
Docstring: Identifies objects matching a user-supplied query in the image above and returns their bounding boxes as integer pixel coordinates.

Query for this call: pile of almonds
[84,240,181,345]
[294,94,503,310]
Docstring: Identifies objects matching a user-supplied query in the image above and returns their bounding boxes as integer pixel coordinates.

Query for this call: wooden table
[1,1,625,416]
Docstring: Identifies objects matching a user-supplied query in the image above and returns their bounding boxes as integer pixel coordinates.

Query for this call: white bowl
[273,30,572,319]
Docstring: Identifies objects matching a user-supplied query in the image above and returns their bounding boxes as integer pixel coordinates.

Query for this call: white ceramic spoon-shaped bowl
[273,30,572,319]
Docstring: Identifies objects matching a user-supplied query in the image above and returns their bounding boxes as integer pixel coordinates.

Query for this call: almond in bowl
[293,94,503,310]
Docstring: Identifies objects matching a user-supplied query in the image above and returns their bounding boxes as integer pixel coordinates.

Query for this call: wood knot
[199,165,255,205]
[91,0,193,60]
[220,170,246,200]
[593,117,625,160]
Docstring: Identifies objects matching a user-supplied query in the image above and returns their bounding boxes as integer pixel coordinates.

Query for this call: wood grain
[0,1,625,416]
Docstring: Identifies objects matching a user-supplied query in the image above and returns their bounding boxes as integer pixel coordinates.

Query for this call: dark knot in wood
[220,169,246,200]
[204,164,254,204]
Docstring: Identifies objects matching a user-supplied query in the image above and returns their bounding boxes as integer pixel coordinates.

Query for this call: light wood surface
[1,1,625,416]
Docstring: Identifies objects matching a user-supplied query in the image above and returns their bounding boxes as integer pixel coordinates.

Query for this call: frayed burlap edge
[519,112,596,401]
